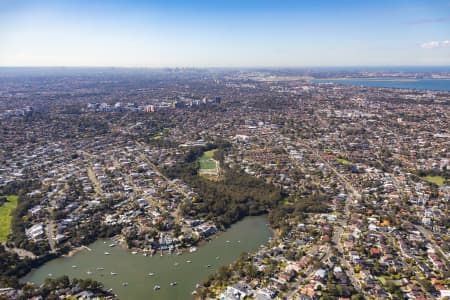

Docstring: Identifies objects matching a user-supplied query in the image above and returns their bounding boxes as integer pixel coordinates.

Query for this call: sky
[0,0,449,67]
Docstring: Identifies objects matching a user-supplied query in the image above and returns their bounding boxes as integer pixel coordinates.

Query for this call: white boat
[72,265,77,268]
[104,252,110,255]
[143,253,148,257]
[186,260,192,263]
[109,243,116,247]
[170,282,177,286]
[96,267,104,271]
[207,264,211,268]
[148,272,155,276]
[122,282,128,286]
[132,251,138,255]
[86,271,92,275]
[226,240,230,243]
[189,247,197,253]
[48,273,52,277]
[153,285,160,290]
[192,291,197,295]
[110,272,117,276]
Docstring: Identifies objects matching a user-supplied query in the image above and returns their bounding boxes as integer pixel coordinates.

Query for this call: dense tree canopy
[164,145,285,227]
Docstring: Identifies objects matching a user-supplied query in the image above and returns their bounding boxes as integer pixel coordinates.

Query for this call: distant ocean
[312,79,450,91]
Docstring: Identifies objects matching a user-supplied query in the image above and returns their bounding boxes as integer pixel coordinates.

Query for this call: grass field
[336,158,351,166]
[202,149,216,159]
[421,175,446,186]
[0,195,18,242]
[199,149,217,170]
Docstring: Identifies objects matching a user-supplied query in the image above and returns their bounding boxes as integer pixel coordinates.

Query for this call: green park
[0,195,18,242]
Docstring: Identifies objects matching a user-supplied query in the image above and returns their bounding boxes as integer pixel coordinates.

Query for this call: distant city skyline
[0,0,449,67]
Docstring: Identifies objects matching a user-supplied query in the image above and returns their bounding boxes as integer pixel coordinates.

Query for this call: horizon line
[0,65,450,69]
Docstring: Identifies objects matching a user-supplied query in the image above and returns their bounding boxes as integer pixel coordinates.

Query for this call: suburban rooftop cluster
[0,68,448,300]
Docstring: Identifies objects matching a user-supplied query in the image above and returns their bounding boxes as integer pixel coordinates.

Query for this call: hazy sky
[0,0,449,67]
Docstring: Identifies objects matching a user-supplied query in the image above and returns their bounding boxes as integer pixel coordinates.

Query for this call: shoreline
[313,77,419,82]
[21,215,274,282]
[125,219,275,256]
[309,77,450,92]
[20,215,272,300]
[63,246,89,257]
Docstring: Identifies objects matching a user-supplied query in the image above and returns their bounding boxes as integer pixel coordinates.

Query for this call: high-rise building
[174,100,186,108]
[144,105,155,112]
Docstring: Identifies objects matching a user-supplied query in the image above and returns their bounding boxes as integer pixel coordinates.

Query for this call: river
[22,216,272,300]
